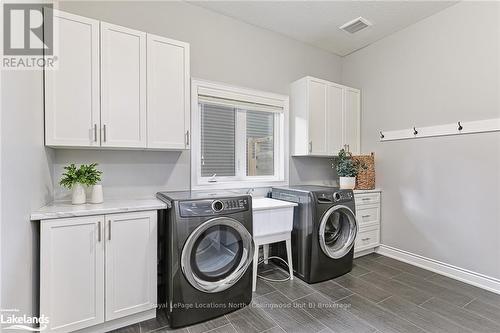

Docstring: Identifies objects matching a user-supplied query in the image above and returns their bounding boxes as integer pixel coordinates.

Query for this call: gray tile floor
[113,254,500,333]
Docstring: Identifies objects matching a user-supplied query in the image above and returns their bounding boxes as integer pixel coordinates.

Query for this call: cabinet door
[327,83,344,155]
[344,88,361,154]
[146,34,190,149]
[44,10,100,147]
[105,211,157,320]
[307,79,328,155]
[40,216,105,332]
[101,23,147,148]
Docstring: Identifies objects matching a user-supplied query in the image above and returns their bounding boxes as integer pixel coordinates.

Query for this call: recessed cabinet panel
[147,34,190,149]
[327,83,344,155]
[344,88,361,155]
[105,211,157,320]
[100,23,147,148]
[308,80,328,155]
[44,10,100,147]
[40,216,105,332]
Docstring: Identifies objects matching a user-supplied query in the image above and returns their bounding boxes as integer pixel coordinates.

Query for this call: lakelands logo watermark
[1,309,49,331]
[2,3,57,70]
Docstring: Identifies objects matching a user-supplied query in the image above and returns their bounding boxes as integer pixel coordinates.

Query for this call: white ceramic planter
[339,177,356,190]
[71,183,86,205]
[89,184,104,204]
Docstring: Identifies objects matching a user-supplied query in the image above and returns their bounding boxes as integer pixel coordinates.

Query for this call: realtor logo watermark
[2,3,57,69]
[1,309,49,331]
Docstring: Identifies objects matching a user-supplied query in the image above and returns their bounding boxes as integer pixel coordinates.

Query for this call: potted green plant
[60,163,103,204]
[80,163,104,204]
[333,149,365,189]
[60,164,86,204]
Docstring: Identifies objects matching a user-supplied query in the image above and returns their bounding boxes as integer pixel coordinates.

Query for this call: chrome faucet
[246,188,255,196]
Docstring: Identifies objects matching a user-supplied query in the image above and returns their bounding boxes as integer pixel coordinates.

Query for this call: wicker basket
[353,153,375,190]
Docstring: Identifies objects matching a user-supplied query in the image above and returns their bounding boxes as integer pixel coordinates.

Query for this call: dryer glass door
[181,217,254,293]
[319,205,358,259]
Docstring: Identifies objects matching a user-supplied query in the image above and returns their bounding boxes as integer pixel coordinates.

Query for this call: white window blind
[200,103,236,177]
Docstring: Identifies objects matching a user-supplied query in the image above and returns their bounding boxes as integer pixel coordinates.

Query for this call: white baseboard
[376,244,500,295]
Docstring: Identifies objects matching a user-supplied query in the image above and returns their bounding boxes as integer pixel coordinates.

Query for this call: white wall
[51,0,343,198]
[1,69,54,316]
[342,2,500,279]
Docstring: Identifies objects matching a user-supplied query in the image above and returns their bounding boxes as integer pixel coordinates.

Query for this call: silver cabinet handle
[103,124,107,142]
[94,124,98,142]
[98,221,101,242]
[362,215,370,218]
[108,220,111,240]
[308,141,312,153]
[186,130,190,146]
[362,237,370,241]
[362,198,371,201]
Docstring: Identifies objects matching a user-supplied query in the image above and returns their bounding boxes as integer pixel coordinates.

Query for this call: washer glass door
[319,205,358,259]
[181,217,254,293]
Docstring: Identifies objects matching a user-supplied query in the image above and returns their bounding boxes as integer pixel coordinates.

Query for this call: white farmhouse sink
[252,198,297,239]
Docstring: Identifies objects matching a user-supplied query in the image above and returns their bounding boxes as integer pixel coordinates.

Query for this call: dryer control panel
[333,190,354,202]
[179,197,250,217]
[315,190,353,204]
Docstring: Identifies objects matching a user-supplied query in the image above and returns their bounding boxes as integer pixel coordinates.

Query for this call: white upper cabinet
[44,11,190,150]
[344,87,361,155]
[327,83,345,155]
[291,76,361,156]
[44,10,100,147]
[147,34,190,149]
[308,79,328,155]
[100,23,147,148]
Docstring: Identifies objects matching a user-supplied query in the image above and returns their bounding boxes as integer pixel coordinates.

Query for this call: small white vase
[90,184,104,204]
[72,183,86,205]
[339,177,356,190]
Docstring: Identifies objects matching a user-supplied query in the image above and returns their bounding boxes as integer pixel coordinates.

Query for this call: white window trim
[191,78,289,190]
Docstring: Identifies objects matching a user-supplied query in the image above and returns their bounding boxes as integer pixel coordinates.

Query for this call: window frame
[191,79,289,190]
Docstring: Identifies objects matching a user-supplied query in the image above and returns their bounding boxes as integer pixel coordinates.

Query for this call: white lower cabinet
[40,216,105,332]
[40,211,157,333]
[105,211,157,321]
[355,225,380,252]
[354,191,381,255]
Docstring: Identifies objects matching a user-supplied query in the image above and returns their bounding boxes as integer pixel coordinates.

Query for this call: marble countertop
[353,188,382,194]
[31,198,170,221]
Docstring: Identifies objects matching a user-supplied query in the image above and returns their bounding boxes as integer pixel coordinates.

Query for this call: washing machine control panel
[179,198,250,217]
[333,190,353,202]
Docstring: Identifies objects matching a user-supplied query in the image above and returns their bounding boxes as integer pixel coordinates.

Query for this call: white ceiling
[190,1,458,56]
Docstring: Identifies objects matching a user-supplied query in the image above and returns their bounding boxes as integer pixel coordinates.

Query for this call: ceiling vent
[339,17,372,34]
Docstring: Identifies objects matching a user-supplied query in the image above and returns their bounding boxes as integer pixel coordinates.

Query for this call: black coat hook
[413,127,418,135]
[380,131,385,139]
[458,121,463,131]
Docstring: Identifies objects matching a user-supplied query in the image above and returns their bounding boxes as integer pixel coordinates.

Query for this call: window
[192,80,288,189]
